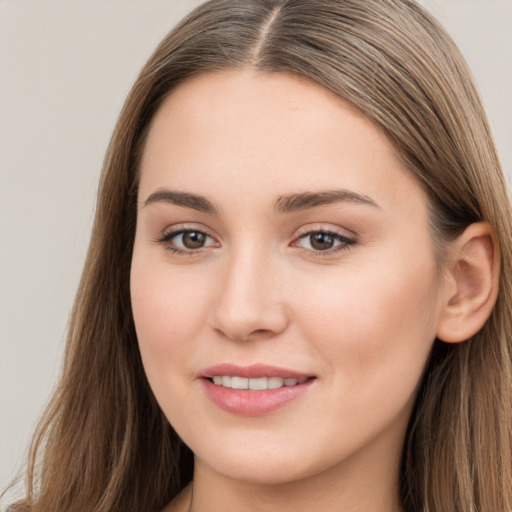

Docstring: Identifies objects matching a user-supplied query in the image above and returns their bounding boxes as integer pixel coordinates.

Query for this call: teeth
[249,377,267,390]
[268,377,284,389]
[210,376,308,390]
[231,376,249,389]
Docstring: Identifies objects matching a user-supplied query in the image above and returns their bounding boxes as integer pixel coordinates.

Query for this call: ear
[436,222,500,343]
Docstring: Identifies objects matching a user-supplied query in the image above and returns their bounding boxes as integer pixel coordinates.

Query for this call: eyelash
[155,227,356,257]
[293,229,356,257]
[155,227,217,256]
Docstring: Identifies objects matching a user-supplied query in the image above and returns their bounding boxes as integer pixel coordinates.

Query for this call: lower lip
[201,378,314,416]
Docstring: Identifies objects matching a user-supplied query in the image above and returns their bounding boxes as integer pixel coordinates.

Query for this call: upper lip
[200,363,314,380]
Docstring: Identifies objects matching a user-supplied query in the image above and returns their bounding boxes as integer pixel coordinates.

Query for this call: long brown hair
[6,0,512,510]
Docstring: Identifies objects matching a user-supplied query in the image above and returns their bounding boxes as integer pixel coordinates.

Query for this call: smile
[200,365,316,416]
[210,376,309,390]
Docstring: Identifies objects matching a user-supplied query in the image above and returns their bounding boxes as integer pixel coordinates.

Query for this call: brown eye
[309,232,335,251]
[182,231,207,249]
[158,229,217,253]
[294,230,355,254]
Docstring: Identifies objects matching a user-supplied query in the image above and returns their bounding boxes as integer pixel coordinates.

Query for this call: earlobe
[436,222,500,344]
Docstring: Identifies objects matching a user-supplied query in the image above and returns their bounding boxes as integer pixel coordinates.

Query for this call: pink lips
[200,364,315,416]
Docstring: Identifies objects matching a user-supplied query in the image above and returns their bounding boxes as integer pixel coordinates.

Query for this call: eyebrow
[143,188,379,215]
[143,189,219,214]
[274,190,379,213]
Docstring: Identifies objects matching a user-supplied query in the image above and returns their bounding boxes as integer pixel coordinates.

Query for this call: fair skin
[130,69,498,512]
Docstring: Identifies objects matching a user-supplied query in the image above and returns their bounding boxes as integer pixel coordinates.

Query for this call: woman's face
[131,70,447,486]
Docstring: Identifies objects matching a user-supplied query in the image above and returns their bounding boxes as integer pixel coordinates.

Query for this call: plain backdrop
[1,0,511,496]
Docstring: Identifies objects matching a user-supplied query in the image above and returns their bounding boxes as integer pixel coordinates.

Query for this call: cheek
[130,251,212,383]
[293,251,440,396]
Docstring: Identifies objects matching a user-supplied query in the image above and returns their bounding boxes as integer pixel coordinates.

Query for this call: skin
[131,69,454,512]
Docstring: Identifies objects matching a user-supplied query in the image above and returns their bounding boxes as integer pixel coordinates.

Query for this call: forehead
[138,69,426,215]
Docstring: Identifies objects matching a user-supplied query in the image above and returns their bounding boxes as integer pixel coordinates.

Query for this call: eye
[156,228,218,254]
[175,230,209,249]
[293,230,355,254]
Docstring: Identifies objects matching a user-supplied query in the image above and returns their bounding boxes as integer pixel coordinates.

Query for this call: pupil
[310,233,334,250]
[183,231,205,249]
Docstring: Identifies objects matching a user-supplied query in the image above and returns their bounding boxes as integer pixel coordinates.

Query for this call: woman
[5,0,512,510]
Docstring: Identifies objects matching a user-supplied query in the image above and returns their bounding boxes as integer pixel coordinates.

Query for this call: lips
[199,364,316,416]
[201,363,312,379]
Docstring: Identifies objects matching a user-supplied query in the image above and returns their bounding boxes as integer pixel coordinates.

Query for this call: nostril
[212,326,276,342]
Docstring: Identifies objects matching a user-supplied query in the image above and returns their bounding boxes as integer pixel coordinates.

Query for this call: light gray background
[1,0,511,495]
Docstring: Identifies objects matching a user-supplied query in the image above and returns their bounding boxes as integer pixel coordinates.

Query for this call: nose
[209,247,290,342]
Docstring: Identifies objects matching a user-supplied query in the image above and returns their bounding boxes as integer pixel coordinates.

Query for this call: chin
[187,426,350,487]
[197,452,321,486]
